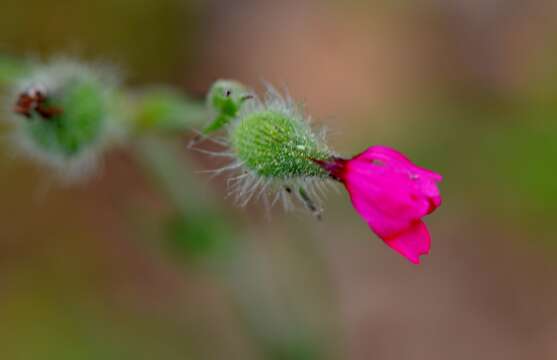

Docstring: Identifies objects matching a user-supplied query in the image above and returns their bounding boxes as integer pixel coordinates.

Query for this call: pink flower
[316,146,442,264]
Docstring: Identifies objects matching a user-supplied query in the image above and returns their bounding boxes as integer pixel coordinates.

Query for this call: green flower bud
[7,59,123,181]
[203,79,252,135]
[203,85,334,216]
[231,109,330,178]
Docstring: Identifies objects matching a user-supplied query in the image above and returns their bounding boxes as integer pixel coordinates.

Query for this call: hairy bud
[231,109,330,178]
[199,83,334,216]
[6,59,123,181]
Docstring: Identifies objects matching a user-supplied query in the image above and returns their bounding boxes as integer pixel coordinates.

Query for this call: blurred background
[1,0,557,359]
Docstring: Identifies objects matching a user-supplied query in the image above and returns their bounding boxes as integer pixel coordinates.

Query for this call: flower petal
[382,220,431,264]
[333,146,441,264]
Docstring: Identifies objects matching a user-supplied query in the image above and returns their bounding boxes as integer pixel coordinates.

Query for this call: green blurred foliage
[264,338,323,360]
[165,211,233,261]
[0,55,28,85]
[0,0,202,83]
[405,96,557,243]
[134,87,206,132]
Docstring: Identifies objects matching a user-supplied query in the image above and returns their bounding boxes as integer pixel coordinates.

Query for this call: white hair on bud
[196,83,337,219]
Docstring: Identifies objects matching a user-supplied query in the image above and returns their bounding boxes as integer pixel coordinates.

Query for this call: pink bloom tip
[317,146,442,264]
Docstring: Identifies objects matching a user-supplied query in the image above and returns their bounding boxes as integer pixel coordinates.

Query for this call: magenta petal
[382,220,431,264]
[329,145,442,264]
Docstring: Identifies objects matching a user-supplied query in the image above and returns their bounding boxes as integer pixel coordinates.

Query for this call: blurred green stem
[134,136,330,359]
[134,136,213,214]
[133,89,207,133]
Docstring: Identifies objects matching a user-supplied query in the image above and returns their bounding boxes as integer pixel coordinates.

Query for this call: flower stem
[133,136,214,214]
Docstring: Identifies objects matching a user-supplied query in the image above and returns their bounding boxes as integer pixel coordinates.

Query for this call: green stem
[133,136,331,359]
[133,136,213,214]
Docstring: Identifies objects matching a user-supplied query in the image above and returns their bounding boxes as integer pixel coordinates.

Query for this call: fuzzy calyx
[231,109,331,179]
